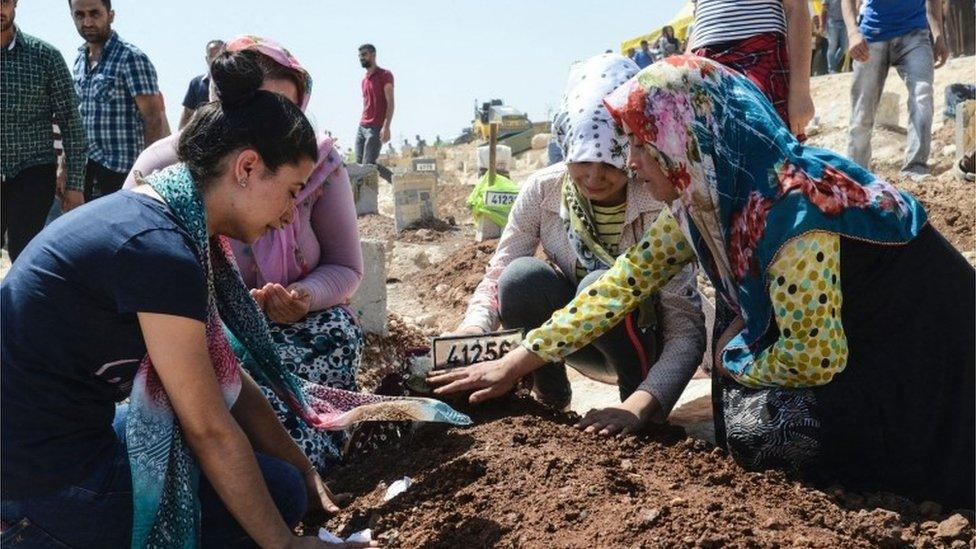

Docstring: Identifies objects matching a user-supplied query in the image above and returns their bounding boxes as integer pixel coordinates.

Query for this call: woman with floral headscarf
[126,36,365,472]
[431,55,974,508]
[443,54,705,434]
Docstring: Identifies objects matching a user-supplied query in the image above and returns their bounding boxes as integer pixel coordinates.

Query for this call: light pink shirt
[123,133,364,311]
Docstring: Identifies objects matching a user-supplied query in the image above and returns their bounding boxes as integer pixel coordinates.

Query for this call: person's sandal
[954,152,976,182]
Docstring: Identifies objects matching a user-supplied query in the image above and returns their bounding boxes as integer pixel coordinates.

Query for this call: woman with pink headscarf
[125,36,364,472]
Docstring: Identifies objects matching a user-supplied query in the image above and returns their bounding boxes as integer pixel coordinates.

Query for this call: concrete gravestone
[392,171,438,233]
[956,100,976,161]
[346,163,379,216]
[875,92,901,130]
[349,239,388,336]
[411,157,438,175]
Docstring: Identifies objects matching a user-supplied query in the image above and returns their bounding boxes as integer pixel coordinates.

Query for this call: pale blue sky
[17,1,684,153]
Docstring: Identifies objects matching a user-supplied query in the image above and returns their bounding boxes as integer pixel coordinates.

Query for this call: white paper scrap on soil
[383,476,414,501]
[318,527,372,543]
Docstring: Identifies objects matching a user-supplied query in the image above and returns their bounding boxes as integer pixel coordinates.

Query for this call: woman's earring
[239,177,248,188]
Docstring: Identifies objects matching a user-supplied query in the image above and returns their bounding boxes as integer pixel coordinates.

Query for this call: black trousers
[83,159,127,202]
[1,163,57,262]
[497,256,659,403]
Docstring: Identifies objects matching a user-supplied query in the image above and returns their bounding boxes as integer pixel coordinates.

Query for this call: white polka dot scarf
[552,53,640,171]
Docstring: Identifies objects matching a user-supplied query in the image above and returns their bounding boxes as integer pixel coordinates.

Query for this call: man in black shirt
[177,39,224,129]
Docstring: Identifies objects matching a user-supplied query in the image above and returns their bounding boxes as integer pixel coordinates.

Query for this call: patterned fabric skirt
[233,306,364,473]
[694,32,791,127]
[713,227,975,508]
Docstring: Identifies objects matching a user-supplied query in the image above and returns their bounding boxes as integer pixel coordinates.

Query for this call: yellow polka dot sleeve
[523,208,696,362]
[729,231,849,388]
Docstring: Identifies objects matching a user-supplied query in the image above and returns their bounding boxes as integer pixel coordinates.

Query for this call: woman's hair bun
[210,51,263,108]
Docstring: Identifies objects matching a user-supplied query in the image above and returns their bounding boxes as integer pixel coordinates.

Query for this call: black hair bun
[210,51,263,108]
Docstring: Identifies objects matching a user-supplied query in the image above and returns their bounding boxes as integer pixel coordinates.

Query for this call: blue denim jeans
[354,125,392,183]
[825,19,847,74]
[1,405,307,548]
[848,28,935,174]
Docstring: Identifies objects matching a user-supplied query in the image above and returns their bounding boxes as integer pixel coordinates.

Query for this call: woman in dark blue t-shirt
[0,52,377,548]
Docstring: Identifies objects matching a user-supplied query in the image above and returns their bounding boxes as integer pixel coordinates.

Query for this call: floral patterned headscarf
[604,55,926,360]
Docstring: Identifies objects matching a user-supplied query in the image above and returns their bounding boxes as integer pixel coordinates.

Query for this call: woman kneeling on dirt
[0,57,377,547]
[126,36,364,474]
[432,55,975,508]
[445,53,706,434]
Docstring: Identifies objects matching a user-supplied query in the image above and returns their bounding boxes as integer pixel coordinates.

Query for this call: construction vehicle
[474,99,532,140]
[470,99,551,155]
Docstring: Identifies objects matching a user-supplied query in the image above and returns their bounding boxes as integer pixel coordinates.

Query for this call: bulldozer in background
[474,99,532,140]
[462,99,550,155]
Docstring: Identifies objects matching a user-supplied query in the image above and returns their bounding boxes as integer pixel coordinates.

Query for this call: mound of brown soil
[358,214,396,243]
[413,239,498,325]
[887,172,975,252]
[358,313,432,393]
[323,395,973,547]
[398,218,462,244]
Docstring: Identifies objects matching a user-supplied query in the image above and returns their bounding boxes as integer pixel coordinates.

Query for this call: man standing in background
[70,0,169,201]
[178,39,224,129]
[821,0,848,73]
[633,39,654,68]
[355,43,394,183]
[1,0,88,261]
[844,0,948,178]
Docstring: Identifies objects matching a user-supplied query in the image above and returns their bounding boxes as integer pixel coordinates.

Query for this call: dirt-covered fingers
[427,367,478,394]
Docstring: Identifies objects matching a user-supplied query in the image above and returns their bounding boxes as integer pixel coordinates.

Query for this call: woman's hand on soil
[426,358,519,403]
[575,390,659,436]
[304,469,349,516]
[427,345,544,403]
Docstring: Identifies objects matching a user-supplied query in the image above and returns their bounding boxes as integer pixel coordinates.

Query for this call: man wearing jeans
[821,0,848,73]
[843,0,948,178]
[355,43,393,183]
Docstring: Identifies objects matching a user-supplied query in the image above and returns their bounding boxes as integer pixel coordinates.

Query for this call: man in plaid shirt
[1,0,88,261]
[70,0,169,201]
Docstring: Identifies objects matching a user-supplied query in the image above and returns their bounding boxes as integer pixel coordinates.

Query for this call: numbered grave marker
[431,329,523,370]
[484,190,518,207]
[412,157,438,173]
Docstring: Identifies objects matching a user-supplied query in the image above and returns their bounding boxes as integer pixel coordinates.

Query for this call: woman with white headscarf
[444,54,705,434]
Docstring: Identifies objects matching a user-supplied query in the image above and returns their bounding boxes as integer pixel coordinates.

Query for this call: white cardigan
[460,162,707,415]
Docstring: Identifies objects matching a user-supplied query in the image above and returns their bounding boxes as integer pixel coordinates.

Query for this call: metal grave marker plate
[484,190,518,208]
[431,329,523,370]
